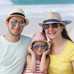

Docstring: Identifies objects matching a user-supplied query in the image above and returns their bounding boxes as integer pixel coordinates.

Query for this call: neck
[4,33,20,42]
[51,36,66,54]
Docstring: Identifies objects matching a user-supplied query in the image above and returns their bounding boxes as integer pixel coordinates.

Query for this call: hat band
[43,19,62,23]
[10,13,25,17]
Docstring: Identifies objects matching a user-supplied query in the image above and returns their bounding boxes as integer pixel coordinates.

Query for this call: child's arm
[23,45,36,74]
[23,54,36,74]
[40,50,50,74]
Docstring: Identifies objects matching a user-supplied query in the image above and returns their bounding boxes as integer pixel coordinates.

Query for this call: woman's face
[43,23,64,40]
[32,41,48,56]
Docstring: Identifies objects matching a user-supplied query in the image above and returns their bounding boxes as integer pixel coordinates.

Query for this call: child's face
[32,41,48,56]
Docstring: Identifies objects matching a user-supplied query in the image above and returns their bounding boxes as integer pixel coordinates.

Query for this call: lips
[48,31,56,35]
[47,31,57,39]
[12,28,20,32]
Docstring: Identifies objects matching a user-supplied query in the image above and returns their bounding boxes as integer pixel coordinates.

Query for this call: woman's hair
[42,29,47,40]
[60,24,72,41]
[61,28,72,41]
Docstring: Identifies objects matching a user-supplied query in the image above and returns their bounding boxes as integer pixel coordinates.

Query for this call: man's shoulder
[21,35,32,41]
[21,35,31,39]
[0,35,4,41]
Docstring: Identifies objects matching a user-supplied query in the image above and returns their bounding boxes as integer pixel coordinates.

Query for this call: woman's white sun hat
[6,8,29,25]
[39,12,71,26]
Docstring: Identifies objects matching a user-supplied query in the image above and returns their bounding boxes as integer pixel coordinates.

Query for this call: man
[0,8,31,74]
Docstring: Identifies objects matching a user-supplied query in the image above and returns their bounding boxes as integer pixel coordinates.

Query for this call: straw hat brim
[39,19,71,26]
[6,15,29,25]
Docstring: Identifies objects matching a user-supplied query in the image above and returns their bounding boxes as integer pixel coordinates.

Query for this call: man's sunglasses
[11,20,25,27]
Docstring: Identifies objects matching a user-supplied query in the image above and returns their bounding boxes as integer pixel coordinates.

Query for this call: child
[23,32,51,74]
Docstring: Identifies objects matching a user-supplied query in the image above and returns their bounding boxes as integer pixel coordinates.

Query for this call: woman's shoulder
[65,40,74,50]
[67,40,74,47]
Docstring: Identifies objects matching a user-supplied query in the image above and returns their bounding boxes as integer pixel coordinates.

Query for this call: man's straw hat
[6,8,29,25]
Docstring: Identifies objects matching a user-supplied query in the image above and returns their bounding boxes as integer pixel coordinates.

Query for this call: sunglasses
[42,23,60,29]
[32,44,48,50]
[10,20,25,27]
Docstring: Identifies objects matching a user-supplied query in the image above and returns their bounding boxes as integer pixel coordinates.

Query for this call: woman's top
[48,40,74,74]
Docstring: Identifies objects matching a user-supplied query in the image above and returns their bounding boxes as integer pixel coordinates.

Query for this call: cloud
[0,0,12,4]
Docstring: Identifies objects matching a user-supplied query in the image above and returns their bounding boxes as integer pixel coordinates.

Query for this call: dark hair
[61,28,72,41]
[42,29,47,40]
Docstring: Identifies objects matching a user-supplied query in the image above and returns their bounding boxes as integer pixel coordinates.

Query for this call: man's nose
[14,23,20,29]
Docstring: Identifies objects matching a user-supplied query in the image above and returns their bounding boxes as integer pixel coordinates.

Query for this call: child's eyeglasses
[42,23,60,29]
[32,44,48,50]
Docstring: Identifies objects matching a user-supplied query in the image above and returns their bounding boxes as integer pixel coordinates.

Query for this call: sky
[0,0,12,4]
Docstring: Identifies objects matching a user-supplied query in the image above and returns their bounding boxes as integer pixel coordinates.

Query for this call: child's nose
[38,47,42,51]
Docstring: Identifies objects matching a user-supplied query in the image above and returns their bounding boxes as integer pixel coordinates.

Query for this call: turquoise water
[11,0,74,4]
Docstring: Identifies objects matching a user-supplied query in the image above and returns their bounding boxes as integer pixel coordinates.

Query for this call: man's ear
[5,20,9,27]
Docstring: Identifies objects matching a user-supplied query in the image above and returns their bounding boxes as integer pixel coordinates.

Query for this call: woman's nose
[47,26,53,32]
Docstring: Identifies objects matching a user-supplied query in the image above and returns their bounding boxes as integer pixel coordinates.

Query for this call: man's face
[6,16,26,36]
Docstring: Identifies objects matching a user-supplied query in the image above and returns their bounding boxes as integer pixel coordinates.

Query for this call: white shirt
[0,35,31,74]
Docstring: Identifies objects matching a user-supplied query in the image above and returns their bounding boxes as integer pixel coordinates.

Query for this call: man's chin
[10,32,21,36]
[9,30,21,36]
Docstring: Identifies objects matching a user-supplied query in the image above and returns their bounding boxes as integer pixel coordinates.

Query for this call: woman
[39,12,74,74]
[23,33,50,74]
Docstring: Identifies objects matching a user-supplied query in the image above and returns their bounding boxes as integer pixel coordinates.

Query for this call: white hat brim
[39,20,71,26]
[6,15,29,25]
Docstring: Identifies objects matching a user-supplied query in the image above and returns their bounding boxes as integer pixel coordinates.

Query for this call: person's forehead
[34,41,46,45]
[10,16,24,20]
